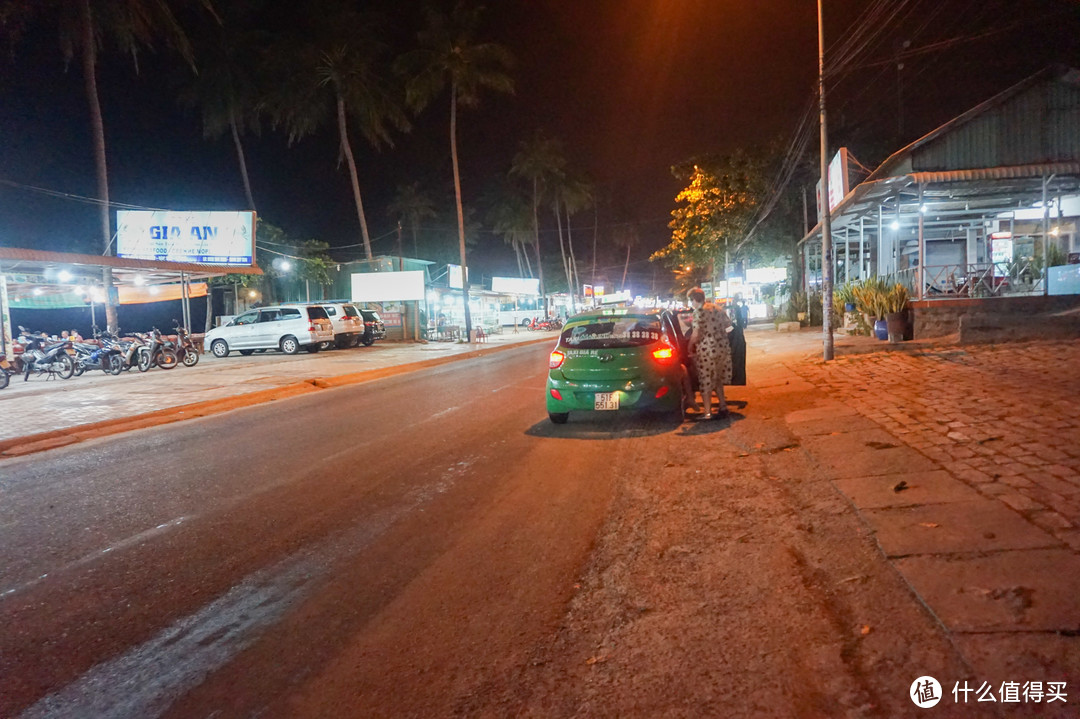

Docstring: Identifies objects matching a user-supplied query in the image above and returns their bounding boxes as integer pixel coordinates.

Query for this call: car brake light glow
[549,350,565,369]
[308,323,316,332]
[655,385,670,399]
[550,388,563,400]
[652,345,675,362]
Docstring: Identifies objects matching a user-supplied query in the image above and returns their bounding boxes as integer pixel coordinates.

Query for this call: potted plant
[834,282,858,313]
[883,283,910,342]
[853,280,889,340]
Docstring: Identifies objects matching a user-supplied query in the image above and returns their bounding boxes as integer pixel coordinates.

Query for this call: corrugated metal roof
[867,66,1080,182]
[0,247,262,277]
[909,161,1080,183]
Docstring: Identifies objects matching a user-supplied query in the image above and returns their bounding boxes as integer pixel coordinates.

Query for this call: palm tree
[511,131,565,316]
[178,6,269,211]
[387,182,438,258]
[485,183,533,278]
[268,3,409,260]
[612,223,641,291]
[554,171,592,311]
[561,175,596,304]
[2,0,212,332]
[399,1,513,342]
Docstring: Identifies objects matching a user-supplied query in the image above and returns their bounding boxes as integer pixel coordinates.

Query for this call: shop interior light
[920,205,928,214]
[149,286,160,295]
[891,221,901,230]
[134,275,147,286]
[33,287,43,296]
[58,270,73,282]
[1050,226,1060,236]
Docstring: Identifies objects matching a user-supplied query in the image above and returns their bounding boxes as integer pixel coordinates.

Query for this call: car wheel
[211,339,230,358]
[319,341,333,351]
[348,335,361,348]
[182,349,199,367]
[306,343,321,353]
[548,412,569,424]
[280,336,300,355]
[239,349,255,356]
[362,335,375,346]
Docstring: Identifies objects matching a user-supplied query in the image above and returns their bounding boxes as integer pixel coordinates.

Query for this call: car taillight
[655,385,670,399]
[549,350,565,369]
[652,345,675,363]
[308,323,317,332]
[550,388,563,400]
[365,321,373,326]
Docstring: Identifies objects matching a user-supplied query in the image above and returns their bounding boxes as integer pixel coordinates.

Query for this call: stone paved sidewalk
[790,340,1080,551]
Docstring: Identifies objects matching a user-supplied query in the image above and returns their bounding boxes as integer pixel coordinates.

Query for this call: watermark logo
[911,676,943,708]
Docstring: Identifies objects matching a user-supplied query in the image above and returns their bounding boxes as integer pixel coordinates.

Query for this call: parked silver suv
[205,305,334,357]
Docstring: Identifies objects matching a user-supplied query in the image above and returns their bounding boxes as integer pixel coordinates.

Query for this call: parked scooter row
[0,323,200,390]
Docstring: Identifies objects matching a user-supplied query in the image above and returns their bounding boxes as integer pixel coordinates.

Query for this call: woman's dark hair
[687,287,706,304]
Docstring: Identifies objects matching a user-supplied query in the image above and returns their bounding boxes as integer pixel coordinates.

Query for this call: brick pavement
[790,340,1080,552]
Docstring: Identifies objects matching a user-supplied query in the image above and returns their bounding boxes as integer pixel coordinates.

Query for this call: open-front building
[800,66,1080,337]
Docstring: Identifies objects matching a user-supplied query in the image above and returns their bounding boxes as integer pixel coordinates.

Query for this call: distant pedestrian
[687,287,733,420]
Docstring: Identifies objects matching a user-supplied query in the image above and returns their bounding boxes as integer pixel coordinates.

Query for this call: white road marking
[0,517,187,601]
[19,463,471,719]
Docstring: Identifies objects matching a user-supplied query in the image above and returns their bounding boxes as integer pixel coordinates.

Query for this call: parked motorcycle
[72,339,123,376]
[0,356,14,390]
[99,330,143,371]
[172,322,200,367]
[138,327,179,371]
[17,327,75,381]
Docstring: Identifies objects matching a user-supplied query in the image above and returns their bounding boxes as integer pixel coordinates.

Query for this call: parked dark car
[356,308,386,346]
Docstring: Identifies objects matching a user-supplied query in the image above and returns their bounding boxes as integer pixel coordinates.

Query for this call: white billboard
[815,148,850,222]
[447,263,466,289]
[351,271,425,302]
[491,276,540,295]
[116,210,255,265]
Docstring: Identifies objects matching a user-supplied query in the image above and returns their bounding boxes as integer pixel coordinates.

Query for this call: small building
[799,65,1080,338]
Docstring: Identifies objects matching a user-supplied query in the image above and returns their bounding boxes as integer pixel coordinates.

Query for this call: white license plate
[594,392,620,410]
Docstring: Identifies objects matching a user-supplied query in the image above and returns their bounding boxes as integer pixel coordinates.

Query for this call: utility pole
[818,0,834,361]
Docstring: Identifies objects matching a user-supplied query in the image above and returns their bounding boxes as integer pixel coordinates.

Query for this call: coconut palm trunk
[531,177,545,315]
[336,93,374,260]
[553,201,574,313]
[449,83,473,341]
[522,239,533,278]
[229,109,256,211]
[566,206,580,304]
[80,0,117,333]
[621,243,631,290]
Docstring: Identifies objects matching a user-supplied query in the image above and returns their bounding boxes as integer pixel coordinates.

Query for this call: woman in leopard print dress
[687,287,732,419]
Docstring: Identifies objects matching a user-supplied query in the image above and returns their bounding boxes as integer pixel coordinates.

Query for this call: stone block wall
[911,295,1080,340]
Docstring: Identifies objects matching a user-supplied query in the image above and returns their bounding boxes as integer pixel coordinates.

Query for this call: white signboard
[491,276,540,295]
[447,264,466,289]
[116,210,255,265]
[351,271,426,302]
[746,267,788,284]
[815,148,850,221]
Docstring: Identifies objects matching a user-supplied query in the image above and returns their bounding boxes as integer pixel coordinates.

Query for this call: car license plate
[594,392,619,410]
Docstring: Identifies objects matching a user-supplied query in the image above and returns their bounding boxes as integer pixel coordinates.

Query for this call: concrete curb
[0,337,554,459]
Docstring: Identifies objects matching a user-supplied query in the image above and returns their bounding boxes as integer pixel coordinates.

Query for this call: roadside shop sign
[491,277,540,295]
[116,210,255,265]
[351,270,425,302]
[583,284,593,298]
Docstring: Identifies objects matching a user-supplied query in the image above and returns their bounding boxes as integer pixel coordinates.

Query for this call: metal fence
[902,262,1045,300]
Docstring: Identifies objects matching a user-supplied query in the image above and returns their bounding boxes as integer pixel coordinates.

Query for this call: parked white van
[205,305,334,357]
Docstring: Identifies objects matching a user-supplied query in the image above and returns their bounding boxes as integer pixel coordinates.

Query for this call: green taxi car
[546,308,685,424]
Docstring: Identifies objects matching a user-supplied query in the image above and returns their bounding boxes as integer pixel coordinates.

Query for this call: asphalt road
[0,342,653,718]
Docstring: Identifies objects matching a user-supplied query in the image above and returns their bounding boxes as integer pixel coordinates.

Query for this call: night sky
[2,0,1079,288]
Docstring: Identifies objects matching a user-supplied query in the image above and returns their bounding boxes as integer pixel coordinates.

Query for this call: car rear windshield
[560,317,663,349]
[343,305,360,318]
[306,306,329,320]
[362,311,381,322]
